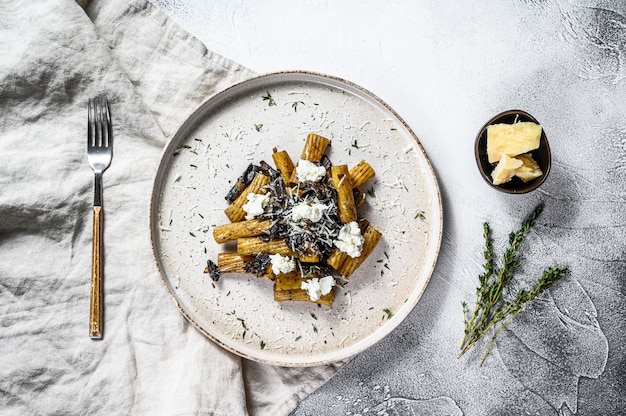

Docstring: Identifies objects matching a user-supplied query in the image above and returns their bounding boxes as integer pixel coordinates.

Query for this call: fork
[87,97,113,339]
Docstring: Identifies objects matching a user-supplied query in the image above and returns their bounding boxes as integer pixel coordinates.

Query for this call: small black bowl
[475,109,551,194]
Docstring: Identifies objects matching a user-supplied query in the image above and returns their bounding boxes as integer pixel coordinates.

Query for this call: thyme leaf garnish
[237,317,247,330]
[459,204,568,365]
[291,101,305,112]
[262,92,276,106]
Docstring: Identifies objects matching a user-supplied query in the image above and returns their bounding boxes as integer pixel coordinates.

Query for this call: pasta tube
[273,273,334,306]
[298,251,320,263]
[217,253,253,273]
[237,237,296,256]
[348,160,375,188]
[337,225,382,278]
[353,189,366,208]
[217,253,273,278]
[331,165,357,224]
[289,133,331,183]
[213,219,272,243]
[272,147,295,184]
[300,133,330,162]
[326,248,348,271]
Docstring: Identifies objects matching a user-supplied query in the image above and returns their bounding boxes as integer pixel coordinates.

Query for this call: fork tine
[88,98,93,147]
[97,97,104,148]
[103,98,111,148]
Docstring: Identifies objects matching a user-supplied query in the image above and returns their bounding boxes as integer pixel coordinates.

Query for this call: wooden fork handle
[90,205,103,339]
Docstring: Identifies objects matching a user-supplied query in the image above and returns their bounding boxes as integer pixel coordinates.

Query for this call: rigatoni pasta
[348,160,375,188]
[337,225,383,278]
[205,133,381,307]
[217,253,274,278]
[237,237,296,257]
[272,147,295,184]
[213,219,272,243]
[300,133,330,162]
[288,133,331,184]
[331,165,357,224]
[273,272,334,306]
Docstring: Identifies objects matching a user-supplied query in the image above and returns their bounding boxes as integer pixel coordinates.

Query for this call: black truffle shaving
[320,154,332,171]
[225,164,261,202]
[301,181,337,203]
[265,221,289,241]
[259,160,280,180]
[300,262,339,279]
[205,259,220,282]
[243,163,262,183]
[244,252,271,276]
[262,176,287,213]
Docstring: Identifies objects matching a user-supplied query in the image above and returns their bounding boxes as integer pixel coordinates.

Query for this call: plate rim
[149,70,443,366]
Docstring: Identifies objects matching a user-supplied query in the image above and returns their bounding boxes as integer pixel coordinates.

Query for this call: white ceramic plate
[150,71,442,366]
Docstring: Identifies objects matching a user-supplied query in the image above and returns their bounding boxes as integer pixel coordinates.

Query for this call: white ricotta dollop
[334,221,365,258]
[295,159,326,183]
[291,200,328,223]
[269,254,295,275]
[301,275,336,301]
[242,192,270,220]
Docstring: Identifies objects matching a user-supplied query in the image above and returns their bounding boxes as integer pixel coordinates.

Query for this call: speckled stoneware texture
[150,72,442,366]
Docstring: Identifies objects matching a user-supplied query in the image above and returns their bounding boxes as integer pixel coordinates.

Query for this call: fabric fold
[80,0,256,138]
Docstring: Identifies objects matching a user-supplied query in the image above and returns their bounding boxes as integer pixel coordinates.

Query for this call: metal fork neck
[94,172,103,206]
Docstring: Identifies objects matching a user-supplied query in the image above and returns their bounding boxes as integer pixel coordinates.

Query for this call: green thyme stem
[479,310,518,365]
[459,204,568,364]
[478,266,568,365]
[460,222,493,350]
[460,207,538,357]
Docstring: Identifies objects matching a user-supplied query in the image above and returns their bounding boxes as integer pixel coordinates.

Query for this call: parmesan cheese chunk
[491,154,523,185]
[514,153,543,182]
[487,122,542,163]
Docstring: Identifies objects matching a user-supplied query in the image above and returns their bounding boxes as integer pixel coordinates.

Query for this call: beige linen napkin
[0,0,342,414]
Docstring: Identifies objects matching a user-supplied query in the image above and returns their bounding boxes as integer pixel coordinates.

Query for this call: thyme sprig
[459,204,568,365]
